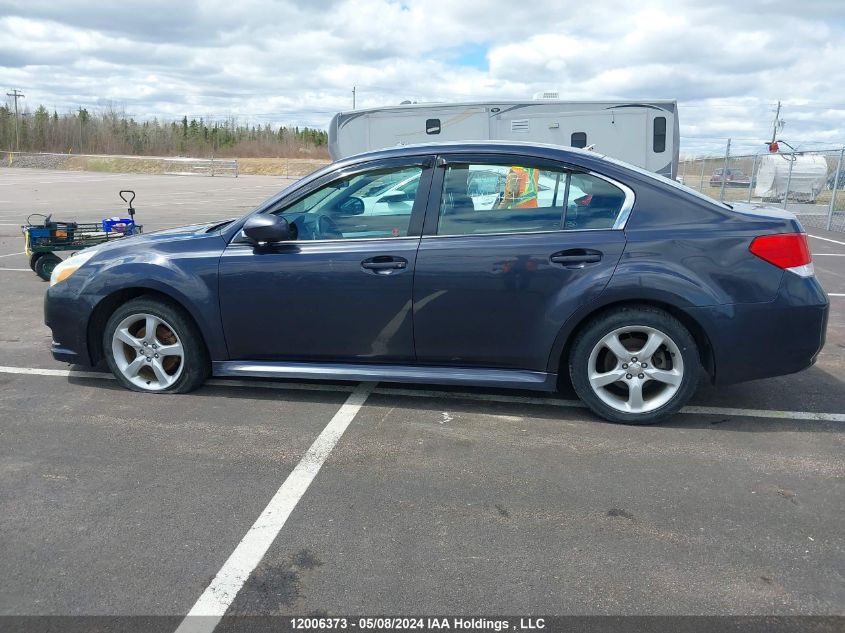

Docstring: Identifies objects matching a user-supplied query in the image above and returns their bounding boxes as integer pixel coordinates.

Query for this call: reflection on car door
[412,154,628,372]
[218,158,433,362]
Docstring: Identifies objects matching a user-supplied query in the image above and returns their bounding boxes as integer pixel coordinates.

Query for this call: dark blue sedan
[44,142,829,424]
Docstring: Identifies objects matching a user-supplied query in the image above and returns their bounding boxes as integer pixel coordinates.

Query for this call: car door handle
[361,256,408,274]
[550,249,602,266]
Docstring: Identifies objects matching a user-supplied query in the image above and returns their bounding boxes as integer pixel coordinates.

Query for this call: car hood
[76,220,233,260]
[117,219,228,245]
[143,219,234,238]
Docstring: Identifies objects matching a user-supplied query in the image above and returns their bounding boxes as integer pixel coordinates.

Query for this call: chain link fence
[679,146,845,232]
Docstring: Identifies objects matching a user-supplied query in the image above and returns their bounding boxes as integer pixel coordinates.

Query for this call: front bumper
[689,271,829,385]
[44,283,95,367]
[50,340,82,364]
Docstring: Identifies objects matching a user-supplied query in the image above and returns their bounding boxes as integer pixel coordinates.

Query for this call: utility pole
[770,100,781,145]
[352,86,356,110]
[6,89,24,151]
[719,138,731,203]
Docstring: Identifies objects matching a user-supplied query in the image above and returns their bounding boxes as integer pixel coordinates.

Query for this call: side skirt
[212,361,558,392]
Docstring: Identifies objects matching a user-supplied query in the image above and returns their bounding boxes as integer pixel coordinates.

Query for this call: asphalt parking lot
[0,168,843,624]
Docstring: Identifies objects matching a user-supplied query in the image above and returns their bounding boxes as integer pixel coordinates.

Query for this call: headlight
[49,249,98,287]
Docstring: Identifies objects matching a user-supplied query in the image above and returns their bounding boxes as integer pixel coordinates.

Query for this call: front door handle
[550,249,602,267]
[361,255,408,274]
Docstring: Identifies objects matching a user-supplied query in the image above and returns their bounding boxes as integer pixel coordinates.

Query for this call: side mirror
[338,196,365,215]
[243,215,296,243]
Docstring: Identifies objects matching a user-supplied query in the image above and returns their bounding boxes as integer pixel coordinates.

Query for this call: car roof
[342,140,608,163]
[312,142,623,185]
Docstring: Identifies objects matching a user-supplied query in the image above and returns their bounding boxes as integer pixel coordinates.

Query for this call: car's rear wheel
[103,297,209,393]
[569,306,699,424]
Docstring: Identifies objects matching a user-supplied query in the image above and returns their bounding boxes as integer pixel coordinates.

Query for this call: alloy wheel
[586,325,684,414]
[111,313,185,391]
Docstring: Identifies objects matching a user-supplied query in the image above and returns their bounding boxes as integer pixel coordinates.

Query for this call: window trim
[228,156,435,246]
[422,154,635,238]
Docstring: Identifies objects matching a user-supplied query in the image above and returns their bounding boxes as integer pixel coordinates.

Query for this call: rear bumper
[689,272,829,385]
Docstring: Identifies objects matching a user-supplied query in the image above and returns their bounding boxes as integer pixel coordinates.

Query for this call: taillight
[749,233,814,277]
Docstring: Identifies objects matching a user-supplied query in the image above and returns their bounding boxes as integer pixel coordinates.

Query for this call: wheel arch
[87,287,213,366]
[549,298,716,383]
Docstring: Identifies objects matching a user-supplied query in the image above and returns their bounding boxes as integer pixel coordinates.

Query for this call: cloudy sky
[1,0,843,155]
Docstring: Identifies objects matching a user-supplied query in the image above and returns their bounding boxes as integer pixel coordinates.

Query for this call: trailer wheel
[34,253,61,281]
[29,252,46,271]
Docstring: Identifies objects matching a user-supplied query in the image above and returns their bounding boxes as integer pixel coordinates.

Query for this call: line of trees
[0,104,329,158]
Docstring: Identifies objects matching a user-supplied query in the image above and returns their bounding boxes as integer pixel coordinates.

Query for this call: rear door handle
[550,249,602,266]
[361,255,408,274]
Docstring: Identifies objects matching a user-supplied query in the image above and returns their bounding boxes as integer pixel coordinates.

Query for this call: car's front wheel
[569,306,700,424]
[103,297,209,393]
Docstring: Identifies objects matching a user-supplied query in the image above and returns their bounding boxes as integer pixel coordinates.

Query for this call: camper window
[653,117,667,153]
[571,132,587,149]
[426,119,441,135]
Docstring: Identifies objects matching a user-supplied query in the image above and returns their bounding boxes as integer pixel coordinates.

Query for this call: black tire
[103,296,210,394]
[569,305,700,425]
[34,253,61,281]
[29,252,46,271]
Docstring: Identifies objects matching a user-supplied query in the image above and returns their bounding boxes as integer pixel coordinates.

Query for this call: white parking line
[829,293,845,297]
[374,385,845,422]
[0,268,30,272]
[0,366,106,378]
[0,364,842,422]
[808,234,845,247]
[815,253,845,256]
[174,382,375,633]
[0,251,24,258]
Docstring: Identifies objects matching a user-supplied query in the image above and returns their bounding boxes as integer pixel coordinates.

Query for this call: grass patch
[236,157,329,177]
[65,156,166,174]
[56,155,330,178]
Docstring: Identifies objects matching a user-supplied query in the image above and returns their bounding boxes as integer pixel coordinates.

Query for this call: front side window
[274,165,422,240]
[436,162,627,235]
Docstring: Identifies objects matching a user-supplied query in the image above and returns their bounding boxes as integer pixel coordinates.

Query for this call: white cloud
[0,0,842,155]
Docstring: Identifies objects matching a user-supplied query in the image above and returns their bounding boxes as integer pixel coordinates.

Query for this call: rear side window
[436,162,627,235]
[653,117,666,153]
[571,132,587,148]
[564,173,627,230]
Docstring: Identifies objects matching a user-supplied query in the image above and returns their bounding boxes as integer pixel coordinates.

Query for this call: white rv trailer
[329,100,679,178]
